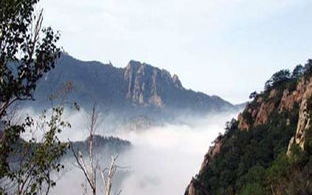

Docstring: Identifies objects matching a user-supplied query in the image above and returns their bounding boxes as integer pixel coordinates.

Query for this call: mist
[17,107,239,195]
[115,112,238,195]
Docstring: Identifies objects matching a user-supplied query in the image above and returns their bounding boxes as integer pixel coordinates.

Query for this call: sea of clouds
[17,107,239,195]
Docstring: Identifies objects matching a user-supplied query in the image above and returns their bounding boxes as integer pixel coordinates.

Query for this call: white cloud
[43,108,239,195]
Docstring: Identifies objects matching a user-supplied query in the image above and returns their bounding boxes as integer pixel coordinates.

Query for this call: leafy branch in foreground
[0,0,63,194]
[1,107,70,195]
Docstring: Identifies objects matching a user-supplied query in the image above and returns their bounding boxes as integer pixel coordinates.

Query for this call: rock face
[184,178,210,195]
[184,135,223,195]
[239,77,312,154]
[294,100,310,150]
[237,76,312,152]
[287,77,312,152]
[124,60,179,107]
[185,74,312,195]
[237,93,277,131]
[199,135,223,174]
[237,113,249,131]
[237,78,312,131]
[33,54,235,116]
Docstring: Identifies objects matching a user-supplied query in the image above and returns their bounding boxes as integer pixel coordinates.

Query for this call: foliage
[266,144,312,195]
[196,106,308,195]
[262,60,312,95]
[264,70,291,91]
[0,0,64,194]
[0,0,60,117]
[249,91,258,99]
[304,59,312,76]
[0,107,70,195]
[292,65,304,79]
[194,62,312,195]
[224,118,238,138]
[241,109,253,125]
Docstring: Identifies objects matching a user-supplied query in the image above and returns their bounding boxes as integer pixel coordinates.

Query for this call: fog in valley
[18,107,239,195]
[115,112,238,195]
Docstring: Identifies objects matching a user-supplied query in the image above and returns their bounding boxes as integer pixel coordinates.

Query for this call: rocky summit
[185,63,312,195]
[32,54,235,118]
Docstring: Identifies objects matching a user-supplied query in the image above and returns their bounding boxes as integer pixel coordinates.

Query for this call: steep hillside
[34,54,126,109]
[29,54,235,125]
[34,54,234,111]
[185,61,312,195]
[123,60,232,111]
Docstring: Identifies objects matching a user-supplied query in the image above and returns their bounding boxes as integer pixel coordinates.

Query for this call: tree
[71,105,121,195]
[0,1,60,117]
[265,69,291,91]
[304,59,312,76]
[249,91,258,100]
[0,107,70,195]
[292,65,304,79]
[0,0,63,194]
[225,118,238,138]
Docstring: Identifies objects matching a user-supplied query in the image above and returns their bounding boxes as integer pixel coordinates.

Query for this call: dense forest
[185,62,312,195]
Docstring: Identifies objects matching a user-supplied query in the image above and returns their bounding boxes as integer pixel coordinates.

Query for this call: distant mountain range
[68,135,131,158]
[28,54,238,127]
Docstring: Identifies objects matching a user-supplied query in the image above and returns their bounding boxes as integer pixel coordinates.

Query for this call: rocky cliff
[32,54,235,119]
[287,77,312,152]
[237,77,312,132]
[185,63,312,195]
[124,60,182,107]
[237,76,312,152]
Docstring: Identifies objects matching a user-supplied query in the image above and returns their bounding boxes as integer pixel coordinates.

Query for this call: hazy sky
[39,0,312,104]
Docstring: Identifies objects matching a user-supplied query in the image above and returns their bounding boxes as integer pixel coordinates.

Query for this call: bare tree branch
[70,103,122,195]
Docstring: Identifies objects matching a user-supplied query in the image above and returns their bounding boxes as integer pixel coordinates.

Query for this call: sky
[39,0,312,104]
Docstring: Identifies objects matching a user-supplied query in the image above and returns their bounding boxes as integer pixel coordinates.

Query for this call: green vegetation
[198,110,297,195]
[0,0,68,194]
[193,60,312,195]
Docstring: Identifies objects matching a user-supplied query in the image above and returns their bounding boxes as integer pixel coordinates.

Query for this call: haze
[38,0,312,103]
[19,108,238,195]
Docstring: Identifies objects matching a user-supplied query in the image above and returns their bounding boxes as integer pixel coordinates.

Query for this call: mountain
[30,54,235,122]
[68,135,131,158]
[185,62,312,195]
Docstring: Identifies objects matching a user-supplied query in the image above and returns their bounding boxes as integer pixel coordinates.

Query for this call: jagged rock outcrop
[237,113,249,131]
[238,77,312,131]
[199,135,223,174]
[185,135,223,195]
[279,89,296,112]
[286,77,312,152]
[254,100,276,126]
[172,74,183,89]
[278,78,311,112]
[259,77,312,152]
[33,54,236,116]
[185,71,312,195]
[294,100,310,150]
[124,60,181,107]
[184,178,210,195]
[238,92,277,131]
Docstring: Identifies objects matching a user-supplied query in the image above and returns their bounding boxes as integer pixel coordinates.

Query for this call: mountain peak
[172,74,183,89]
[34,55,234,114]
[124,60,166,107]
[127,60,142,69]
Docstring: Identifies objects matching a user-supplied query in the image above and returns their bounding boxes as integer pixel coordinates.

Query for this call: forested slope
[185,60,312,195]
